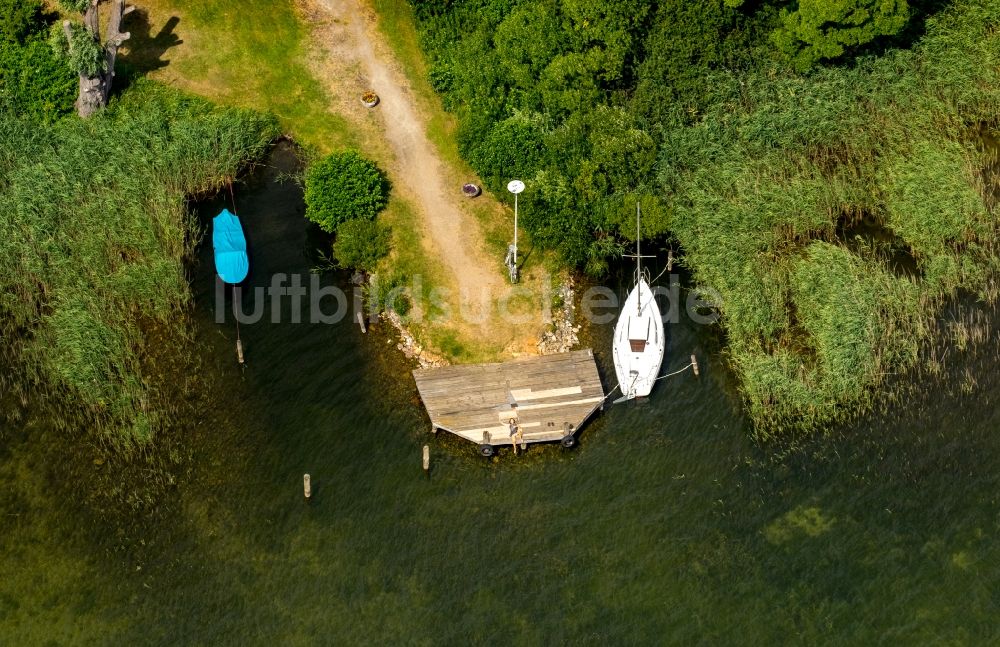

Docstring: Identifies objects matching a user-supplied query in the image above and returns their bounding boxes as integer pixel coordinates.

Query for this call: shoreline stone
[381,309,448,368]
[537,276,579,355]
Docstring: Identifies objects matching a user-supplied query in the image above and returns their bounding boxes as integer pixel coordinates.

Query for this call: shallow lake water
[2,144,998,644]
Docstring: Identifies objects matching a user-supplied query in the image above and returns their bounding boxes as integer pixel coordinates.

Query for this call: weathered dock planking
[413,349,605,447]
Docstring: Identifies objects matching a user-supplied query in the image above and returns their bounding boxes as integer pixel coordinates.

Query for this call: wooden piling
[303,473,311,499]
[422,445,430,472]
[667,249,675,272]
[356,311,367,333]
[236,339,245,364]
[691,354,700,377]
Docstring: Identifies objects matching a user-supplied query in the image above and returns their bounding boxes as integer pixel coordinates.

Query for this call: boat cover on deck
[212,208,249,284]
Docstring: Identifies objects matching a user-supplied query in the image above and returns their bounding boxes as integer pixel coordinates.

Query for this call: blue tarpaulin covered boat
[212,208,249,284]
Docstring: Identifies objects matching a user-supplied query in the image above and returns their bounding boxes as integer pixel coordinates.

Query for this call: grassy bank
[126,0,354,151]
[0,80,278,447]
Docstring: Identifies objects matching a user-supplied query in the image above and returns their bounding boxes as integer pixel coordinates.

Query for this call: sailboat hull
[612,279,665,399]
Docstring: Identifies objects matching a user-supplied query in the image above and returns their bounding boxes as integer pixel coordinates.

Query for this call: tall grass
[0,80,278,449]
[659,0,1000,433]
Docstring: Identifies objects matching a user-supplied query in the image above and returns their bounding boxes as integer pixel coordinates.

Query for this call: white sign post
[506,180,525,283]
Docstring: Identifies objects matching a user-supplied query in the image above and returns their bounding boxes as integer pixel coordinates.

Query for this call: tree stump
[63,0,134,118]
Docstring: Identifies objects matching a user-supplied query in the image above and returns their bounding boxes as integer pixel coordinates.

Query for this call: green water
[2,144,999,645]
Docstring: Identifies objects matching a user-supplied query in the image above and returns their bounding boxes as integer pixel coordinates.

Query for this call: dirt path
[307,0,506,312]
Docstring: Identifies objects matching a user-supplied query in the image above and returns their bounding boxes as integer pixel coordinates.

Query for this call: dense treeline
[0,82,277,447]
[411,0,1000,431]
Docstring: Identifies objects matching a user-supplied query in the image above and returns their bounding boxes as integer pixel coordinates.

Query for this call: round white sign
[507,180,525,195]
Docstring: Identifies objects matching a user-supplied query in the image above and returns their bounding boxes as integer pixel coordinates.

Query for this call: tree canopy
[772,0,911,71]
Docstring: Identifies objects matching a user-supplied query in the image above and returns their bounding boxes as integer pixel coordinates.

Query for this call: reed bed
[659,1,1000,435]
[0,80,278,450]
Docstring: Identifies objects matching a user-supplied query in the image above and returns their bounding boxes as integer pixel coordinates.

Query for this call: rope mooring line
[604,360,697,405]
[650,264,670,286]
[655,362,695,382]
[228,179,238,216]
[600,382,622,404]
[225,181,245,367]
[648,249,675,286]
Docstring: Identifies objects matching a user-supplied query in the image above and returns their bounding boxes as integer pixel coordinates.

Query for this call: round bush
[304,151,388,233]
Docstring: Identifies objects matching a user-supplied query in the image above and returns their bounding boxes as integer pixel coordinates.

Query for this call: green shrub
[494,2,564,93]
[49,20,106,77]
[332,218,391,271]
[366,268,411,316]
[0,0,75,122]
[633,0,757,123]
[304,150,388,233]
[0,37,76,122]
[468,112,546,188]
[0,0,45,45]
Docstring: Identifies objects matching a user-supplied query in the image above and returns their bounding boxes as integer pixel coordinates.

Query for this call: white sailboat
[612,204,665,401]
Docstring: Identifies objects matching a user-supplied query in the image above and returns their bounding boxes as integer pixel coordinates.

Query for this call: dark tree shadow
[899,0,955,43]
[120,10,182,75]
[854,0,955,60]
[111,11,182,98]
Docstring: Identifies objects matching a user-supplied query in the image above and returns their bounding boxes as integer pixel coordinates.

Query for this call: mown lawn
[124,0,355,151]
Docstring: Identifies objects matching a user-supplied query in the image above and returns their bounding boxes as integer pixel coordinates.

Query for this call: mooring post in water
[356,311,367,333]
[691,354,700,377]
[303,473,311,499]
[233,291,245,364]
[422,445,430,474]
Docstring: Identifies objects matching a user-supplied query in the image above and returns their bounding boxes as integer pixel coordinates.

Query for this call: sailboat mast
[636,202,641,314]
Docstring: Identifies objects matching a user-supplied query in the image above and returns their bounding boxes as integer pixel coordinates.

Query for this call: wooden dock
[413,350,605,448]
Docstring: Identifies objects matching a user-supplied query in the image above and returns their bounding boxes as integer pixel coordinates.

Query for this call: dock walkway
[413,350,604,447]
